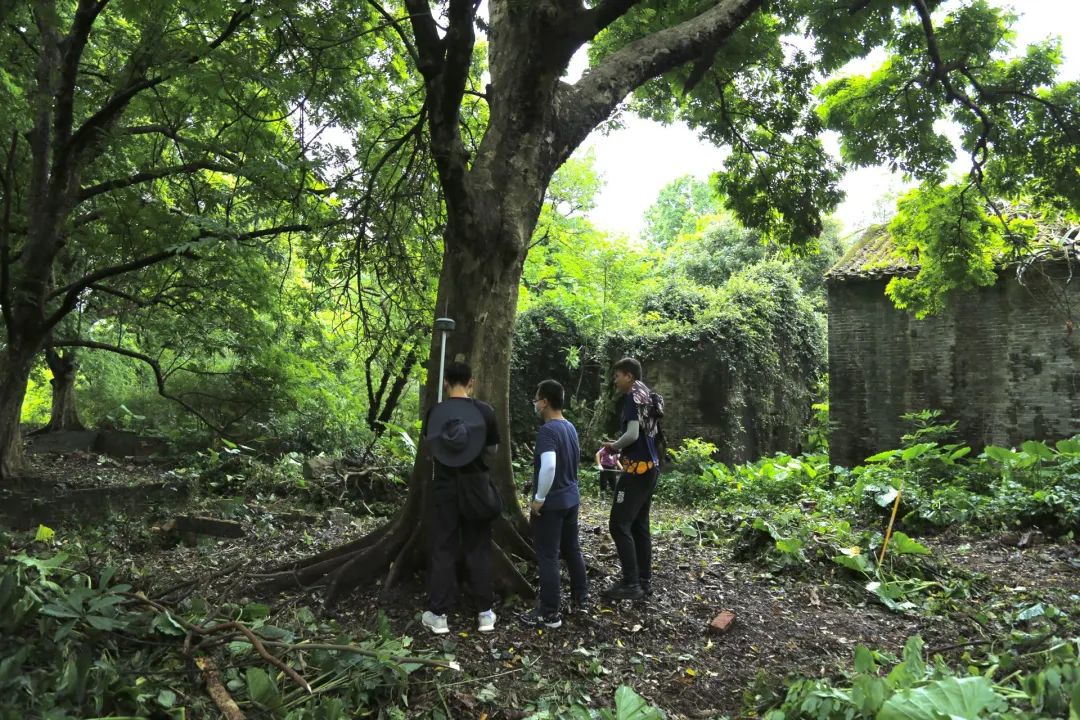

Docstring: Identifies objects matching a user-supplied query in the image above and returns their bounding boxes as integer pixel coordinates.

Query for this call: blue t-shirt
[622,394,658,464]
[533,419,581,510]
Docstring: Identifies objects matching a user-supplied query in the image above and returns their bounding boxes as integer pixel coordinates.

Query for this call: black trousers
[608,468,658,586]
[532,503,588,615]
[426,495,493,615]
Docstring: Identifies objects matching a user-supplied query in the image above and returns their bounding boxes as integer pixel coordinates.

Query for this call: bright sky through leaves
[573,1,1080,242]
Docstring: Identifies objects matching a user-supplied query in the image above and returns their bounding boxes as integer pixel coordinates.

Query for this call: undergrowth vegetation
[4,408,1077,718]
[651,410,1080,718]
[0,527,665,720]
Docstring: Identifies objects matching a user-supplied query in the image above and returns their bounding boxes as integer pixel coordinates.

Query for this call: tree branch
[560,0,763,153]
[86,282,149,307]
[366,0,418,65]
[912,0,993,181]
[43,248,193,332]
[55,0,111,148]
[439,0,479,123]
[402,0,443,77]
[46,338,227,434]
[76,161,238,203]
[67,76,166,159]
[573,0,642,42]
[120,124,245,163]
[68,0,255,160]
[43,220,314,332]
[402,0,475,213]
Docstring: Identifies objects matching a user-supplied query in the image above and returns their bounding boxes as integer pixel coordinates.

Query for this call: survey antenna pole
[433,317,456,403]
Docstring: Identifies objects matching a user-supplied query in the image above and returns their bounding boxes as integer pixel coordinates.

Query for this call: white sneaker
[422,611,449,635]
[477,609,497,633]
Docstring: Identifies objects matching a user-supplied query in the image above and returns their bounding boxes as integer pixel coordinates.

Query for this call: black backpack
[457,470,503,521]
[648,391,668,466]
[635,389,667,466]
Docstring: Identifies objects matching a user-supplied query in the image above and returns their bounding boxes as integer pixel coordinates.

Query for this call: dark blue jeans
[532,503,588,616]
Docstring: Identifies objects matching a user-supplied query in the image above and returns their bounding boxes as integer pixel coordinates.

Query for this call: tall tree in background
[0,0,435,477]
[0,0,330,478]
[642,175,721,248]
[266,0,1080,602]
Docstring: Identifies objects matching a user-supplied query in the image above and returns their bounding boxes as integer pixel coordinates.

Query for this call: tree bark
[0,351,33,480]
[262,0,765,604]
[44,347,84,432]
[262,224,537,605]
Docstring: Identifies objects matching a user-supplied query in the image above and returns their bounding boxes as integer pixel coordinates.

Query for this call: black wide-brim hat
[425,399,487,467]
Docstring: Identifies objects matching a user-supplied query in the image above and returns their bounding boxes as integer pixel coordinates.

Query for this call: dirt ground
[6,454,1080,719]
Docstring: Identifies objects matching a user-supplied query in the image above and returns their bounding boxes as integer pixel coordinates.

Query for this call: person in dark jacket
[602,357,659,600]
[421,361,500,635]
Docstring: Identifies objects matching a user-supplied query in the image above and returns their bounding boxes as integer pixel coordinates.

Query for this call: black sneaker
[602,582,645,601]
[567,595,592,616]
[520,608,562,629]
[640,579,652,596]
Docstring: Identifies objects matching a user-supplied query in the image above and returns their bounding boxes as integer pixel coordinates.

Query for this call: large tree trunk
[262,0,764,605]
[0,351,34,480]
[44,347,84,432]
[260,220,538,605]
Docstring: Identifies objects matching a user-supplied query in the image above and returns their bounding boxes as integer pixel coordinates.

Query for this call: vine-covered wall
[605,261,827,464]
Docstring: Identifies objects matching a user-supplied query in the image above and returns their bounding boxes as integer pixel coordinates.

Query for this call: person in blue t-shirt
[521,379,588,628]
[602,357,659,601]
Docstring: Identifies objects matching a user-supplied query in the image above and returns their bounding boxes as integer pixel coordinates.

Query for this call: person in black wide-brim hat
[421,361,501,636]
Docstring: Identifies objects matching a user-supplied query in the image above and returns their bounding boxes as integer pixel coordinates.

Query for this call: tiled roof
[826,226,915,281]
[827,217,1080,282]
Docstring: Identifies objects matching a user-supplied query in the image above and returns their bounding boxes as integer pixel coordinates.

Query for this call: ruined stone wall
[828,263,1080,467]
[643,350,818,464]
[604,336,820,468]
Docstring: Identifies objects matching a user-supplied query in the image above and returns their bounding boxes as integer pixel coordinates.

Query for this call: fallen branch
[261,640,461,671]
[925,638,996,655]
[121,593,311,694]
[201,621,313,693]
[162,515,245,538]
[152,560,245,600]
[195,656,246,720]
[119,592,460,683]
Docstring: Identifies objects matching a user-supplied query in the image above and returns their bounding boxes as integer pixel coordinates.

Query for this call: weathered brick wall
[828,264,1080,467]
[643,348,818,465]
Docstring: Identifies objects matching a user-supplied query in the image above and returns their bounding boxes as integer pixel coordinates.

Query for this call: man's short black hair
[535,379,565,410]
[444,361,472,387]
[613,357,642,381]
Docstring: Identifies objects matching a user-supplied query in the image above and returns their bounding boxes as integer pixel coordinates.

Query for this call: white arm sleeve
[611,420,640,451]
[534,451,557,501]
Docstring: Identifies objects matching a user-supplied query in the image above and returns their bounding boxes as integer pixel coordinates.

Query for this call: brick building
[827,225,1080,467]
